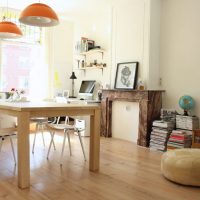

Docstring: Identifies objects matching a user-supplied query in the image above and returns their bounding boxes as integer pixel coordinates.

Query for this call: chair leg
[47,131,55,159]
[60,130,68,165]
[77,131,86,161]
[49,132,56,150]
[41,124,45,147]
[66,130,72,156]
[32,123,38,154]
[0,138,4,152]
[9,136,16,165]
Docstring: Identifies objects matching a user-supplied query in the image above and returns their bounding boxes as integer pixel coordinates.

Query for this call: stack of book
[160,109,176,123]
[149,120,175,152]
[167,130,192,150]
[176,115,199,130]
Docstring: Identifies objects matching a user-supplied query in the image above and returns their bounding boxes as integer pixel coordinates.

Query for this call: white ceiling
[0,0,112,14]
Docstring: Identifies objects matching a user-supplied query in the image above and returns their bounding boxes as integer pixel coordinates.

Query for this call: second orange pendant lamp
[19,2,59,27]
[0,0,22,39]
[0,20,22,39]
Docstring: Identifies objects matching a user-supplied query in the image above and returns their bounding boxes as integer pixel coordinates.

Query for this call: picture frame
[114,62,138,89]
[87,40,95,51]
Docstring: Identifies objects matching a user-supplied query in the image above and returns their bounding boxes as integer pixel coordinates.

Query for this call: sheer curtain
[0,41,48,100]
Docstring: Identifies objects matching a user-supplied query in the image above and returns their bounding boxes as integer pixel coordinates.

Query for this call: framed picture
[114,62,138,89]
[87,40,95,50]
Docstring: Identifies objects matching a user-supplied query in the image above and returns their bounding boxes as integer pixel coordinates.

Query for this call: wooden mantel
[101,89,164,147]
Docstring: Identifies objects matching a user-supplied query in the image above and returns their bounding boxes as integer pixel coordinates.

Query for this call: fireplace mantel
[101,89,164,147]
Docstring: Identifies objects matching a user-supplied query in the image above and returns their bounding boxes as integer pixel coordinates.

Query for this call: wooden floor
[0,132,199,200]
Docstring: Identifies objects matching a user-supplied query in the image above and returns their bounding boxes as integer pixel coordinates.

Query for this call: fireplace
[101,90,164,147]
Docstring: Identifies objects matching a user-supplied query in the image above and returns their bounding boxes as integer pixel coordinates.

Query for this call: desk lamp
[69,72,77,98]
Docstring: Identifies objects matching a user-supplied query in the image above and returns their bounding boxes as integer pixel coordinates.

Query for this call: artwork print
[114,62,138,89]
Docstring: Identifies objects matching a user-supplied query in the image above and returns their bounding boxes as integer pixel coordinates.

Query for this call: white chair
[0,127,17,164]
[47,117,86,165]
[31,117,56,153]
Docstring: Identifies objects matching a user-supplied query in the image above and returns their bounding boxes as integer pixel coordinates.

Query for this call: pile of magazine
[149,109,176,152]
[150,121,175,152]
[167,129,192,150]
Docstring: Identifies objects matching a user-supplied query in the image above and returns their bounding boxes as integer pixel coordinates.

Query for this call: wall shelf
[77,66,106,75]
[75,48,106,75]
[79,49,105,58]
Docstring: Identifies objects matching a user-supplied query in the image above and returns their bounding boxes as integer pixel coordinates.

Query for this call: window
[0,8,48,100]
[0,41,48,100]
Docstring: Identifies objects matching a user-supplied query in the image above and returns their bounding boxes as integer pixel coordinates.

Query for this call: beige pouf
[161,148,200,186]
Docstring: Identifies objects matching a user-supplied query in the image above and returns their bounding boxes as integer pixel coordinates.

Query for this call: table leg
[17,112,30,188]
[89,109,100,171]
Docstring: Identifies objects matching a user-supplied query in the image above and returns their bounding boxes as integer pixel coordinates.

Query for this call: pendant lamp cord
[6,0,8,18]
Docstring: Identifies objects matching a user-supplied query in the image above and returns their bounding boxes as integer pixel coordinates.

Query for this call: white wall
[72,9,112,98]
[160,0,200,117]
[47,19,74,97]
[110,0,161,142]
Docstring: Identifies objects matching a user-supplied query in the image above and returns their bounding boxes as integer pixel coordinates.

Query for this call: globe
[179,95,194,115]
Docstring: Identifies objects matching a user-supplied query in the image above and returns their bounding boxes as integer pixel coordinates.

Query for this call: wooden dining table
[0,101,101,189]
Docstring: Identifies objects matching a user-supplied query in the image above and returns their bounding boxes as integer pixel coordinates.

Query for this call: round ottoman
[161,148,200,186]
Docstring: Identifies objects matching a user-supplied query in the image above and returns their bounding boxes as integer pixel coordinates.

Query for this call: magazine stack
[149,120,175,152]
[150,109,176,152]
[160,109,176,123]
[167,130,192,150]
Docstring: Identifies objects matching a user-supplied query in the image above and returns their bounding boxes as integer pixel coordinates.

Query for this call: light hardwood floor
[0,132,199,200]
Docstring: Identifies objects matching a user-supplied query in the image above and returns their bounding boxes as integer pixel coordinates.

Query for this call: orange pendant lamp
[19,3,59,27]
[0,21,22,39]
[0,0,23,39]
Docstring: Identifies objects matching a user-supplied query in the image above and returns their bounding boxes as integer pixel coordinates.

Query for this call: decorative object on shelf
[0,1,22,39]
[179,95,194,116]
[69,72,77,98]
[137,78,145,90]
[78,37,97,52]
[81,37,88,52]
[81,60,85,68]
[87,40,95,50]
[114,62,138,89]
[19,2,59,27]
[76,59,80,68]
